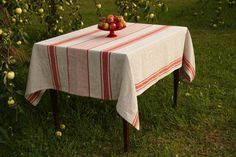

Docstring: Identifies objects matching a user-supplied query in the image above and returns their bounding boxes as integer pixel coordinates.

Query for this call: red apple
[102,23,109,30]
[121,21,126,27]
[109,23,116,31]
[98,22,104,29]
[114,16,118,23]
[116,21,123,30]
[117,16,124,22]
[100,17,106,23]
[107,14,114,19]
[107,14,114,23]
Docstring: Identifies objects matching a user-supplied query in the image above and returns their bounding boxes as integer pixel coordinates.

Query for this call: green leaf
[0,127,10,144]
[16,90,24,96]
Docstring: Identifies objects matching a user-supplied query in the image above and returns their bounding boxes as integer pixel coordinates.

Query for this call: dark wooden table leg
[123,119,129,153]
[50,89,60,130]
[173,69,180,107]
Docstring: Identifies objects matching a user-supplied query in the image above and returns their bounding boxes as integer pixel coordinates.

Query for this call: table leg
[50,89,60,130]
[173,69,180,107]
[123,119,129,153]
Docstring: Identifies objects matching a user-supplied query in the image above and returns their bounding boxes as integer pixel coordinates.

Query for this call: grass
[0,0,236,156]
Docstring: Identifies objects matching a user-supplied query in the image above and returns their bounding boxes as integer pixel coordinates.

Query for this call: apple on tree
[96,3,102,9]
[149,13,155,19]
[8,97,15,106]
[7,71,15,80]
[12,18,16,23]
[16,40,22,45]
[15,8,22,14]
[38,8,44,14]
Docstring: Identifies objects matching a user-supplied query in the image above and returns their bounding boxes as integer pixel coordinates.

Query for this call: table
[25,23,195,152]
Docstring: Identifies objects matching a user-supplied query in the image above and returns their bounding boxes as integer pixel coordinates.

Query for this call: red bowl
[98,25,126,37]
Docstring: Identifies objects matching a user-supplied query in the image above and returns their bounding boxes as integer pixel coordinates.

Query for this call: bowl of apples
[98,14,126,37]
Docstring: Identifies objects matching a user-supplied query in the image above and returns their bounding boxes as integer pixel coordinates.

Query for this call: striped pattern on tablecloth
[25,23,195,130]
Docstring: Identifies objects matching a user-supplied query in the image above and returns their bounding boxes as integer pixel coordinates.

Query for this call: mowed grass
[0,0,236,156]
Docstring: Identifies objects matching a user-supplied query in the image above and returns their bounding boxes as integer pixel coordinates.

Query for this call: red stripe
[48,29,100,91]
[183,57,195,76]
[87,50,90,96]
[183,61,194,78]
[104,26,169,52]
[102,51,110,99]
[27,92,40,103]
[183,66,193,81]
[132,112,139,127]
[186,75,191,82]
[136,57,182,86]
[54,47,61,89]
[101,25,169,100]
[47,47,55,87]
[83,24,139,98]
[27,94,34,101]
[183,57,195,78]
[29,93,40,103]
[97,24,152,99]
[136,59,181,90]
[48,46,61,90]
[100,53,104,99]
[79,24,150,99]
[66,48,70,92]
[108,53,112,99]
[182,71,191,82]
[108,25,153,99]
[66,23,142,97]
[134,114,139,127]
[77,26,137,97]
[71,23,137,48]
[51,29,100,46]
[136,58,182,91]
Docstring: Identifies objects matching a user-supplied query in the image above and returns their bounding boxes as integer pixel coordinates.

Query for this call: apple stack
[98,14,126,31]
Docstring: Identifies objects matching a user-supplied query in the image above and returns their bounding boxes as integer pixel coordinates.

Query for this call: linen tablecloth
[25,23,195,130]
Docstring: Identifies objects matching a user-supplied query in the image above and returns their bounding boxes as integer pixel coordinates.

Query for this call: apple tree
[115,0,168,22]
[28,0,84,38]
[0,0,31,114]
[0,1,102,138]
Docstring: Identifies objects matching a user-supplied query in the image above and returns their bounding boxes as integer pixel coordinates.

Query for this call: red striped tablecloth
[25,23,195,130]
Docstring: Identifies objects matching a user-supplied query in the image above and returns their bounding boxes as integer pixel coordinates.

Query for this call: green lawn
[0,0,236,156]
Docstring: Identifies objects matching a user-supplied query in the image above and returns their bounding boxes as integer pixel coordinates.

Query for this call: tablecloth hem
[116,105,140,130]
